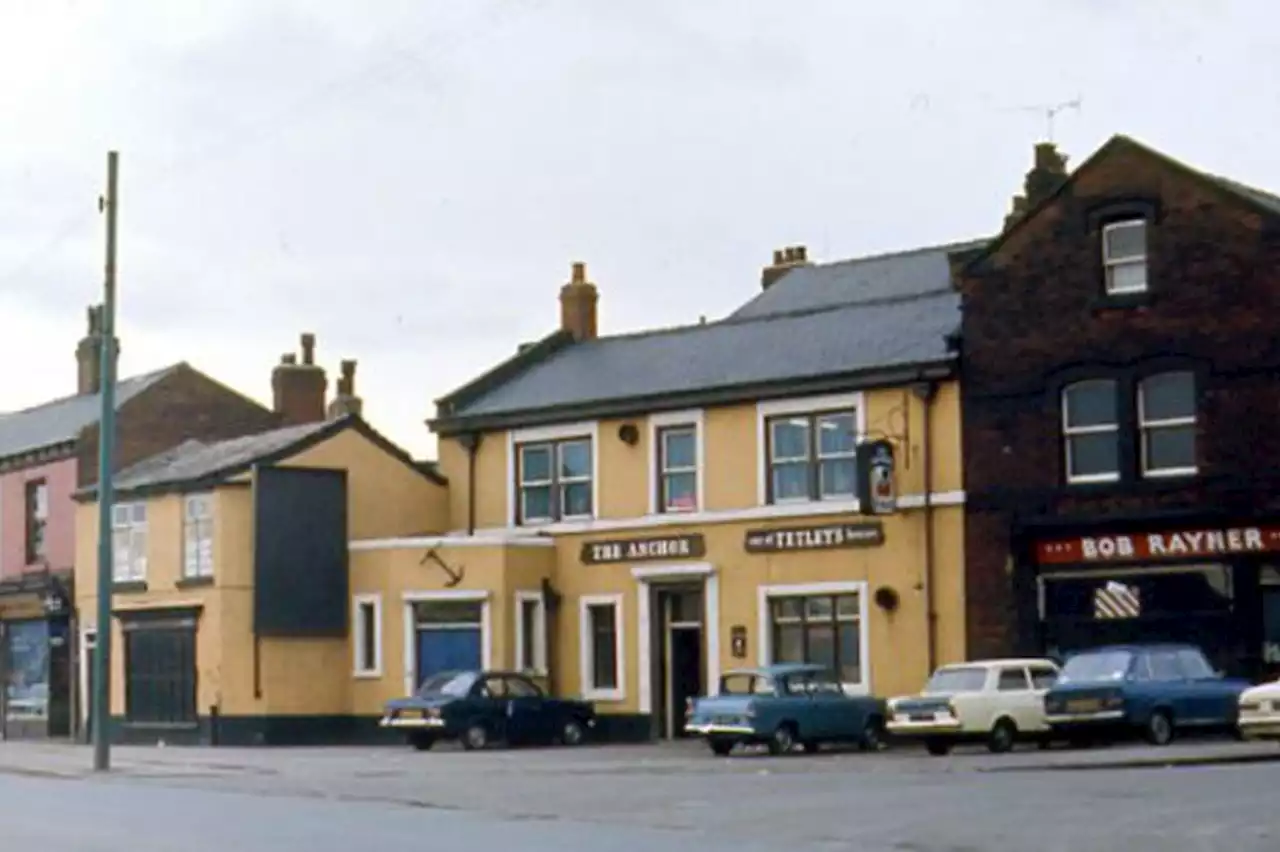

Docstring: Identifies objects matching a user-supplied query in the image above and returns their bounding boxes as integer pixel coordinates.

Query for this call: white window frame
[181,493,214,579]
[757,581,871,696]
[352,593,383,678]
[111,501,148,583]
[648,409,704,515]
[1061,380,1121,484]
[756,393,866,507]
[507,421,599,526]
[1102,220,1148,295]
[513,590,547,675]
[1138,372,1198,478]
[579,593,625,702]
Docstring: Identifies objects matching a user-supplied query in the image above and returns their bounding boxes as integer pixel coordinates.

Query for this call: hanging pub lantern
[856,439,897,515]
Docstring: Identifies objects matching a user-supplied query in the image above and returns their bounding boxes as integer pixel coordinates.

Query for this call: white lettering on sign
[1081,536,1136,560]
[1077,527,1268,561]
[588,538,694,563]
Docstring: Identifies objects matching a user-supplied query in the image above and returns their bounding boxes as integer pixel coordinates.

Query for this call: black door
[669,627,702,738]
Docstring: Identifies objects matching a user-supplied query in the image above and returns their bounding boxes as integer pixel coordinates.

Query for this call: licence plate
[399,710,423,720]
[909,713,935,722]
[1065,699,1101,713]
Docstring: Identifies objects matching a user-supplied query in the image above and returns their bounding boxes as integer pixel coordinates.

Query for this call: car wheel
[461,722,489,751]
[859,716,885,752]
[409,733,435,752]
[987,718,1017,754]
[801,740,820,754]
[925,738,952,757]
[1145,710,1174,747]
[709,738,734,757]
[559,718,587,747]
[767,724,797,755]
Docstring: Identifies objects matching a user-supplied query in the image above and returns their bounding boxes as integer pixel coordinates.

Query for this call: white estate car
[887,658,1061,755]
[1237,678,1280,740]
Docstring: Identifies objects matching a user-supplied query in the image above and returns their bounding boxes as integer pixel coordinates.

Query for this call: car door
[994,666,1035,731]
[1145,649,1193,721]
[502,674,555,743]
[1174,648,1233,725]
[470,674,509,736]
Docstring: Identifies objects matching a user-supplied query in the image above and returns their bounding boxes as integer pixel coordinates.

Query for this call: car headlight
[744,701,757,719]
[426,707,441,718]
[1100,693,1125,711]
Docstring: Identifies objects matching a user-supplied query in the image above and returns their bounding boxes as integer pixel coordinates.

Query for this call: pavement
[2,737,1279,850]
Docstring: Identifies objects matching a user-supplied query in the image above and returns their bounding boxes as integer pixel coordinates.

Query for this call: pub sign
[856,439,896,515]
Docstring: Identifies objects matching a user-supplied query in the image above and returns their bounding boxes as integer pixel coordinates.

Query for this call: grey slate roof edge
[434,330,575,417]
[430,357,956,436]
[75,414,445,502]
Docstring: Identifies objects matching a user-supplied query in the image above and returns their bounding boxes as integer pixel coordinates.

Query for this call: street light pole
[91,150,119,772]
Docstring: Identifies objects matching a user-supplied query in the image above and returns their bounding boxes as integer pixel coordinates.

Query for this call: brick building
[957,135,1280,681]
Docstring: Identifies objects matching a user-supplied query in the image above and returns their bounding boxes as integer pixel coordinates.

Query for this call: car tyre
[859,716,885,752]
[1145,710,1174,747]
[767,723,797,756]
[925,738,952,757]
[987,718,1017,754]
[409,733,435,752]
[709,738,734,757]
[801,740,820,754]
[461,722,490,751]
[559,718,587,747]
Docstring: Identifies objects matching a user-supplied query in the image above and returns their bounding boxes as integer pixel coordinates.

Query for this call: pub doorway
[650,584,704,740]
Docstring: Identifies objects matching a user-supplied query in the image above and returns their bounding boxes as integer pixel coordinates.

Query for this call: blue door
[416,628,482,686]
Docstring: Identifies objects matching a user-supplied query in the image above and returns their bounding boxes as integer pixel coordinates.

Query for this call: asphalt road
[3,742,1280,851]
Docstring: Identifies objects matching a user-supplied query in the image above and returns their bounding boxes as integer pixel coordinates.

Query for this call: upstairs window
[516,437,593,524]
[766,410,857,503]
[24,479,48,564]
[1102,220,1148,295]
[182,494,214,579]
[112,502,148,583]
[1138,371,1197,477]
[1062,380,1120,483]
[656,425,698,512]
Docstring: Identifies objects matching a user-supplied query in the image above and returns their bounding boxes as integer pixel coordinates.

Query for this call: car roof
[1070,643,1201,655]
[939,658,1058,670]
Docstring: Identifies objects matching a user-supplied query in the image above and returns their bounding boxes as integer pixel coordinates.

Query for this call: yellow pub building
[74,244,976,745]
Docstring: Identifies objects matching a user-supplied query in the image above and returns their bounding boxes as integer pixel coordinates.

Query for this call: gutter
[458,432,482,536]
[912,378,939,673]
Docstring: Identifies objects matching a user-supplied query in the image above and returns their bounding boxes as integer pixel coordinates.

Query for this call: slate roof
[0,365,179,461]
[441,238,988,424]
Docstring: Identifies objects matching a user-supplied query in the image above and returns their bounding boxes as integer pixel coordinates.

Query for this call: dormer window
[1102,220,1148,295]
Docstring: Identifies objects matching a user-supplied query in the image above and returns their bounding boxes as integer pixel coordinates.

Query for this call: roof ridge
[806,236,991,271]
[1,362,180,416]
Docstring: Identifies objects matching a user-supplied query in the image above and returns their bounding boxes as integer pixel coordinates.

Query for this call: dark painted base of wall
[106,713,657,747]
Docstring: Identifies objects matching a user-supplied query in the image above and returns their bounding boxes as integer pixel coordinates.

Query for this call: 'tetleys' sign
[1036,526,1280,565]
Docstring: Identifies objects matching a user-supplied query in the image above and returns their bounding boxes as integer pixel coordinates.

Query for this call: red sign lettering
[1036,526,1280,565]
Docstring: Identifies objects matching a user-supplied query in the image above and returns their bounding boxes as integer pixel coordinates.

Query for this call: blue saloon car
[1043,643,1250,746]
[380,670,596,751]
[684,663,887,756]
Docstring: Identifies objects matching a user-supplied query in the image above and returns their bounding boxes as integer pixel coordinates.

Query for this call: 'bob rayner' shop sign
[1037,525,1280,565]
[744,521,885,554]
[581,534,707,565]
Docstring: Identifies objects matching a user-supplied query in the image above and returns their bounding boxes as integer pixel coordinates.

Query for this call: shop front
[0,571,74,739]
[1024,520,1280,681]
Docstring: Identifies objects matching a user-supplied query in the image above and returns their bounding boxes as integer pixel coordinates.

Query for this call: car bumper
[684,722,758,737]
[1045,710,1126,727]
[1237,716,1280,739]
[379,716,447,730]
[886,718,965,736]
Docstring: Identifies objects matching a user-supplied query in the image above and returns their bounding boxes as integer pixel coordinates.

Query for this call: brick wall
[958,138,1280,657]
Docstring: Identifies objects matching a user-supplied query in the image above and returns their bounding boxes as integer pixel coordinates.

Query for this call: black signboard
[743,521,884,554]
[581,534,707,565]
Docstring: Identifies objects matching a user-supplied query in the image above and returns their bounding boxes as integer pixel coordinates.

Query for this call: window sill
[1090,291,1153,312]
[352,669,383,680]
[175,576,214,589]
[1143,468,1198,479]
[583,689,625,703]
[113,581,148,594]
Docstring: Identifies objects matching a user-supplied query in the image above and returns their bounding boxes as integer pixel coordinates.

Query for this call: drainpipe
[913,379,939,673]
[458,433,482,536]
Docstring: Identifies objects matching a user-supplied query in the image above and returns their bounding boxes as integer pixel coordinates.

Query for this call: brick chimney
[76,304,118,395]
[1003,142,1069,230]
[271,333,327,425]
[559,261,598,342]
[760,245,811,290]
[326,359,363,419]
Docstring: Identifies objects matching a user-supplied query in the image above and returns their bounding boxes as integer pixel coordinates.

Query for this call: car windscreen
[923,667,988,693]
[1058,651,1133,684]
[416,671,478,698]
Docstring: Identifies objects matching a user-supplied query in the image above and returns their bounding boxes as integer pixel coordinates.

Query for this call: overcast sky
[0,0,1273,457]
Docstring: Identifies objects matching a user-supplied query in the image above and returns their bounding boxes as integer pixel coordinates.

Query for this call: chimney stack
[760,244,811,290]
[76,304,119,395]
[558,261,599,342]
[271,333,327,426]
[1003,142,1069,230]
[326,359,364,420]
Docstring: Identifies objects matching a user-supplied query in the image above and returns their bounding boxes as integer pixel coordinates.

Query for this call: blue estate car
[684,663,887,756]
[380,670,596,751]
[1043,644,1250,746]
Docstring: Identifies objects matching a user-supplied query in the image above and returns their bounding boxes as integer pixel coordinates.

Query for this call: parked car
[1042,643,1249,746]
[379,669,596,751]
[887,658,1060,755]
[683,663,886,756]
[1237,677,1280,741]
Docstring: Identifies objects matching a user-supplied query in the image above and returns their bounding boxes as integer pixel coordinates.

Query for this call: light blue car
[684,663,886,756]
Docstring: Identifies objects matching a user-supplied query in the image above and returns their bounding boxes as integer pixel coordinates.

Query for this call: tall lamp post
[91,151,119,772]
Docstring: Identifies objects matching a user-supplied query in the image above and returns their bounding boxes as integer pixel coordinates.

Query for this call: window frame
[122,626,197,726]
[1101,219,1148,295]
[513,590,547,675]
[758,582,870,695]
[578,593,625,702]
[763,410,859,504]
[24,478,48,564]
[352,593,383,678]
[512,429,596,525]
[1061,379,1121,484]
[111,501,148,583]
[181,493,215,579]
[650,409,703,515]
[756,394,865,508]
[1137,371,1197,478]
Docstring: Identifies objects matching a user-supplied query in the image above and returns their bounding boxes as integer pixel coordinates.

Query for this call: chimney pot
[772,249,784,265]
[571,261,586,284]
[559,262,599,341]
[281,353,297,365]
[795,245,807,262]
[300,333,316,365]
